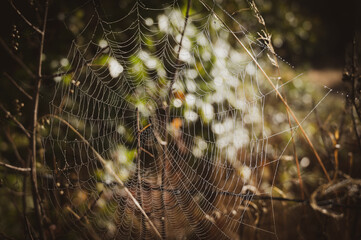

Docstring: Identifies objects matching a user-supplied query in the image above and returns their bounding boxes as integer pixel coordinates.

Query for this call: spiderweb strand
[41,0,331,239]
[43,114,162,239]
[198,0,331,182]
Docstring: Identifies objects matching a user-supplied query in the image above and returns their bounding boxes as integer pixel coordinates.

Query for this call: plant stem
[31,1,48,239]
[136,108,146,239]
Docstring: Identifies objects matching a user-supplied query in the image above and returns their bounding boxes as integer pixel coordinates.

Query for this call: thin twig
[25,216,35,240]
[313,104,331,157]
[199,0,331,182]
[167,0,191,101]
[136,108,146,239]
[0,103,31,138]
[139,123,151,133]
[65,206,81,220]
[4,127,26,166]
[23,154,31,239]
[4,72,33,100]
[41,114,162,239]
[141,186,361,209]
[9,0,42,34]
[0,36,36,79]
[140,147,154,158]
[30,1,48,239]
[65,206,101,240]
[78,191,104,223]
[288,114,305,199]
[0,232,17,240]
[327,131,340,180]
[0,160,31,172]
[351,105,361,149]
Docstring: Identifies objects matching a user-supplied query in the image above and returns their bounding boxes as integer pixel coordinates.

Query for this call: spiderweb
[41,0,331,239]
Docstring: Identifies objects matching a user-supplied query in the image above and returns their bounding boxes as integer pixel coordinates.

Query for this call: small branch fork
[9,0,42,34]
[138,122,155,158]
[199,0,331,182]
[2,1,49,238]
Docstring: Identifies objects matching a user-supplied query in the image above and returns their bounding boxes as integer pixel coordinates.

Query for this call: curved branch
[0,160,31,173]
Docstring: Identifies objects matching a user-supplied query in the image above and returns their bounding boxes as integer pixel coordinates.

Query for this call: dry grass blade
[251,0,305,198]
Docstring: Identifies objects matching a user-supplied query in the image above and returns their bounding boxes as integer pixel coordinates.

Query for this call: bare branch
[140,147,154,158]
[0,160,31,173]
[0,103,31,138]
[4,72,33,100]
[30,1,49,239]
[4,127,26,166]
[9,0,42,34]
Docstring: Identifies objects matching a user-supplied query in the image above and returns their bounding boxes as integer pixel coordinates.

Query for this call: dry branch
[4,73,33,100]
[30,1,48,239]
[0,103,31,138]
[9,0,42,34]
[0,160,31,172]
